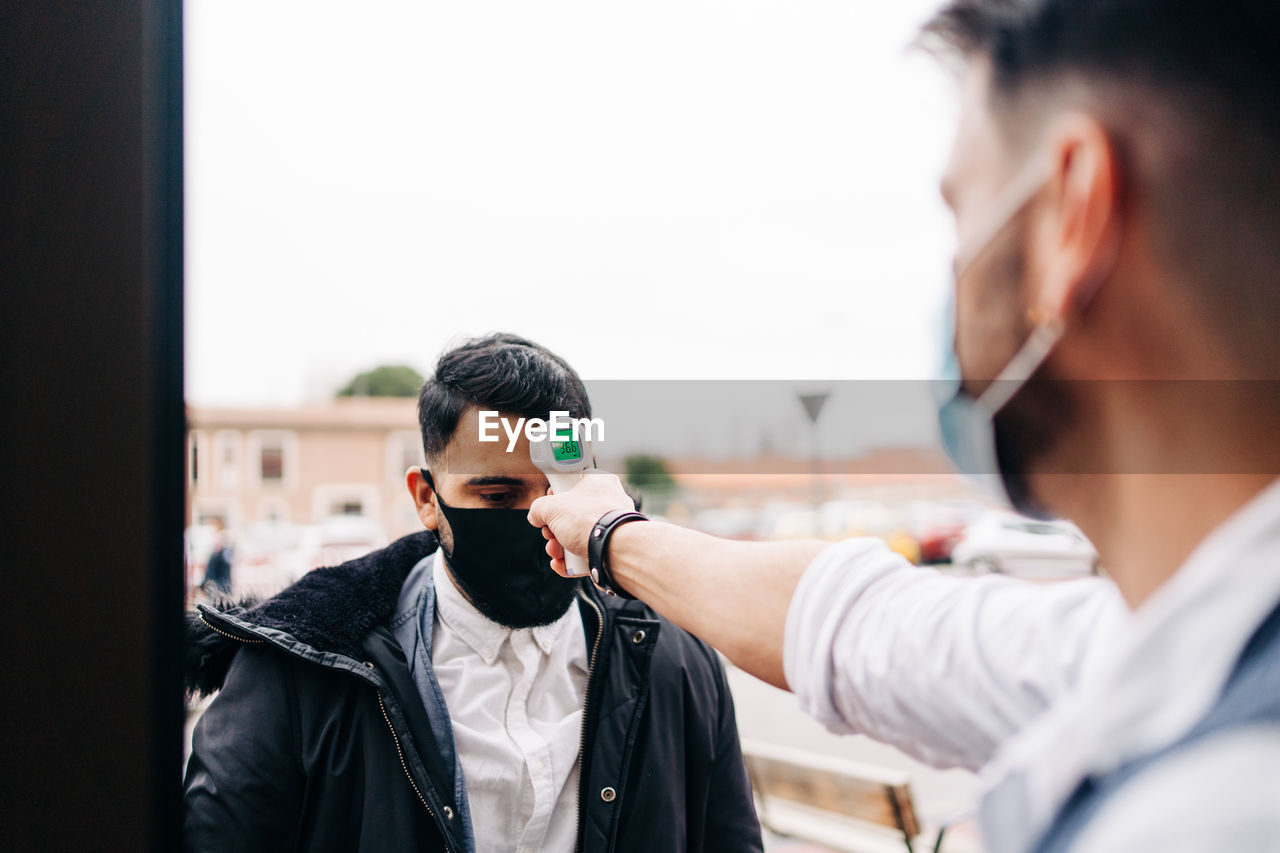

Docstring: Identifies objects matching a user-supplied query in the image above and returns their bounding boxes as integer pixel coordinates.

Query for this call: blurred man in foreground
[183,334,761,853]
[531,1,1280,850]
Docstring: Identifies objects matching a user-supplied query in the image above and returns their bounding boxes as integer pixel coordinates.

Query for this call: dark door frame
[2,1,185,848]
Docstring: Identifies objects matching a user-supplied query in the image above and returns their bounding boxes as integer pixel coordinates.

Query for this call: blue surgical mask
[934,159,1064,517]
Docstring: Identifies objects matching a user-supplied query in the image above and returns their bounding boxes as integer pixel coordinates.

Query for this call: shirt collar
[981,475,1280,853]
[431,552,572,664]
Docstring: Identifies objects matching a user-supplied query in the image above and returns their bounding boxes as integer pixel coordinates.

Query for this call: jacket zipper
[198,611,264,643]
[376,692,453,853]
[575,588,606,853]
[198,609,454,853]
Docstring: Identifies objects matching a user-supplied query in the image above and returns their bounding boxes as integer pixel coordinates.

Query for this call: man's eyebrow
[461,475,528,487]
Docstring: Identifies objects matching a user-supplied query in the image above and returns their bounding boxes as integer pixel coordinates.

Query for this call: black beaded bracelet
[587,509,647,599]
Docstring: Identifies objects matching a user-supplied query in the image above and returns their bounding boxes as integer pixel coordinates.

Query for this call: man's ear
[406,467,439,531]
[1036,113,1122,323]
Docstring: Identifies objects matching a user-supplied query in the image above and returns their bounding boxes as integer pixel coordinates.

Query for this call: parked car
[951,512,1100,577]
[691,507,760,540]
[908,499,984,564]
[299,514,388,571]
[229,520,304,597]
[917,523,966,564]
[228,516,389,599]
[880,528,922,566]
[774,500,921,564]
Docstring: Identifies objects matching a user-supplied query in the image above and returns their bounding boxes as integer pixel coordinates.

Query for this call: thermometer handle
[546,472,591,577]
[563,551,589,578]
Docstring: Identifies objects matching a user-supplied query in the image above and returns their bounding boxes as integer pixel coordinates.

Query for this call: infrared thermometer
[529,427,593,577]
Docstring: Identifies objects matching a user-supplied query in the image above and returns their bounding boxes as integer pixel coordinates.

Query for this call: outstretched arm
[530,472,1127,770]
[529,472,825,689]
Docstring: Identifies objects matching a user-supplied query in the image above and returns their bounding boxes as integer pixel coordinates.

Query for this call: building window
[248,430,297,489]
[260,442,285,482]
[334,499,364,516]
[215,431,241,490]
[188,431,206,487]
[312,484,380,524]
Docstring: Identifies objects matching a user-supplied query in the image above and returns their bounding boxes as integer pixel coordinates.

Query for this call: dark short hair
[418,333,591,460]
[920,0,1280,367]
[920,0,1278,116]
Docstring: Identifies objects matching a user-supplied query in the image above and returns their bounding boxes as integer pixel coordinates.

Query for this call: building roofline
[188,398,419,431]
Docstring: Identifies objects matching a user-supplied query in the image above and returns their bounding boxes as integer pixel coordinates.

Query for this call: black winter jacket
[183,531,763,853]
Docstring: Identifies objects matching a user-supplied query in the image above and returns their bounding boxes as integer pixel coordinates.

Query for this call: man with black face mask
[423,468,579,629]
[183,333,762,853]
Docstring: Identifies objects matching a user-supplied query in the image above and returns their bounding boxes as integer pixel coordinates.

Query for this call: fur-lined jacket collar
[185,530,439,698]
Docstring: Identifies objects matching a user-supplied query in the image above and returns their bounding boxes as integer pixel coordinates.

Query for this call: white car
[300,515,388,570]
[690,507,760,540]
[951,511,1100,577]
[233,516,388,599]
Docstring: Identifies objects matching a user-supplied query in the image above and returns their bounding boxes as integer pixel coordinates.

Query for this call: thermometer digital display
[552,436,582,463]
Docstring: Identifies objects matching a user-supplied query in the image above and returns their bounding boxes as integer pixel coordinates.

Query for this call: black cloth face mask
[432,487,580,629]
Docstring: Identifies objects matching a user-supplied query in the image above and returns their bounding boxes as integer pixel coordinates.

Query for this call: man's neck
[1039,376,1280,608]
[1072,473,1276,608]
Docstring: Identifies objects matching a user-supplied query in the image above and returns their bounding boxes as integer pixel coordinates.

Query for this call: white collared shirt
[431,554,589,853]
[785,478,1280,852]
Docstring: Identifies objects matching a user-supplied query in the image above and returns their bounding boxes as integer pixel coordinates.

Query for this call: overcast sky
[185,0,959,407]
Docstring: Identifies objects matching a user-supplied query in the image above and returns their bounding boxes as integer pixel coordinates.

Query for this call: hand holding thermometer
[529,428,593,577]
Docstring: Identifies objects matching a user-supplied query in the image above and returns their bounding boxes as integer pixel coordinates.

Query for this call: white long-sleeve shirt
[431,555,588,853]
[784,478,1280,852]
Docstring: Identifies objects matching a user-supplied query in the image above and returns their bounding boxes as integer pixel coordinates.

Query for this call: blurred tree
[336,365,425,398]
[624,454,676,492]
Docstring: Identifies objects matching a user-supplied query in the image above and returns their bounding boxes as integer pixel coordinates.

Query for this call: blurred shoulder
[1076,725,1280,853]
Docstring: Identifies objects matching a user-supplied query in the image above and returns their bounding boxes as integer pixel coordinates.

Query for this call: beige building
[186,399,972,547]
[187,398,425,539]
